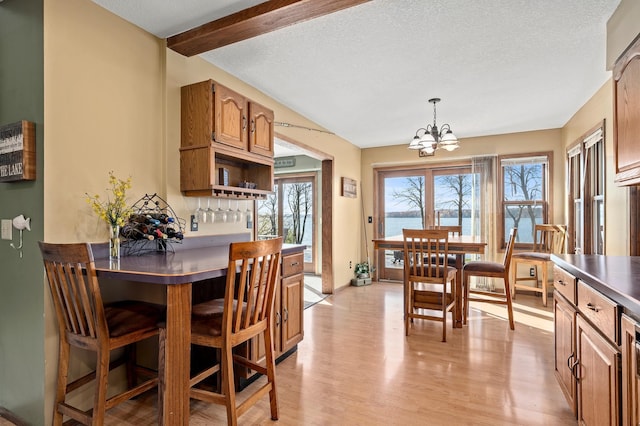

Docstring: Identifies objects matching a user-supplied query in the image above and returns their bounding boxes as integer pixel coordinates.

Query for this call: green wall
[0,0,46,424]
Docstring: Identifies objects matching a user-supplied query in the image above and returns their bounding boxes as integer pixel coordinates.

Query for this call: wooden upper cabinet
[614,36,640,186]
[214,84,248,150]
[180,79,275,198]
[249,101,274,157]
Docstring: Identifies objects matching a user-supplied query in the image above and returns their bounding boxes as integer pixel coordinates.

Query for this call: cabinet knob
[275,311,281,326]
[283,307,289,322]
[290,261,300,267]
[557,279,565,286]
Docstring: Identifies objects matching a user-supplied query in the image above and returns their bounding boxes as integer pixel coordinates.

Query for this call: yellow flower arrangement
[85,172,133,228]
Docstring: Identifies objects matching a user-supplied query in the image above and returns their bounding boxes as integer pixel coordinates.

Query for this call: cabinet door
[614,36,640,185]
[214,84,247,150]
[576,314,620,426]
[248,101,274,157]
[554,291,577,416]
[281,273,304,352]
[622,314,639,426]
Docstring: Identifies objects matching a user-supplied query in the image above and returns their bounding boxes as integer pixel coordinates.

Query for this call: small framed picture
[341,177,357,198]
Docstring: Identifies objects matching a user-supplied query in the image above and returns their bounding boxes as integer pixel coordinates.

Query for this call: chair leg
[405,283,411,336]
[511,262,517,300]
[221,345,237,426]
[53,341,70,426]
[541,264,548,307]
[503,275,515,330]
[264,329,279,420]
[463,274,470,325]
[93,349,110,425]
[125,344,137,389]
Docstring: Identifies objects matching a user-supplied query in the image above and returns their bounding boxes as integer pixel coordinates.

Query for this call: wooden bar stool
[463,228,518,329]
[190,237,283,426]
[511,224,567,306]
[38,242,165,426]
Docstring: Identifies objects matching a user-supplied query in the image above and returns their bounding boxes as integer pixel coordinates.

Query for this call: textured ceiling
[92,0,621,150]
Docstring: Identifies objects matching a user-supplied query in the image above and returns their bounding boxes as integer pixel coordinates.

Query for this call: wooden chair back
[223,237,283,344]
[39,242,108,347]
[403,228,451,280]
[427,225,462,236]
[533,224,567,254]
[503,227,518,269]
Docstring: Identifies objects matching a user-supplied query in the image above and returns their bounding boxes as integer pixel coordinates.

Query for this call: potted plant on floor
[351,261,374,286]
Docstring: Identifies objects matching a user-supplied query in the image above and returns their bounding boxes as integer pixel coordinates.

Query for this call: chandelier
[408,98,460,155]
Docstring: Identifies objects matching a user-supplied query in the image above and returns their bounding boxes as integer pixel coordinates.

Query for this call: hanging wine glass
[214,198,227,223]
[225,199,235,223]
[195,198,206,224]
[205,198,215,223]
[235,200,244,223]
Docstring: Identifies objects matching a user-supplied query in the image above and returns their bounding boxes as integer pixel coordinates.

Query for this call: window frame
[497,152,553,250]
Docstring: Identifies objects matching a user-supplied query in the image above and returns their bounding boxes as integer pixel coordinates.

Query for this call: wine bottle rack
[121,193,186,256]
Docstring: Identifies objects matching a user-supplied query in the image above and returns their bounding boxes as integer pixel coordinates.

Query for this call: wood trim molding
[167,0,370,56]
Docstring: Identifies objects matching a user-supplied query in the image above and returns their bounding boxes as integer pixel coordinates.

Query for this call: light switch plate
[1,219,12,240]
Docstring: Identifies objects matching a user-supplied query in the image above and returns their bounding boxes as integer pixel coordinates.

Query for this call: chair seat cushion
[105,300,165,338]
[512,252,551,262]
[463,261,505,274]
[192,298,240,317]
[191,301,248,337]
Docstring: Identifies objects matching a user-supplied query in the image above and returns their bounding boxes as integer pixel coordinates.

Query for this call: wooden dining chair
[402,229,457,342]
[38,242,165,426]
[426,225,462,266]
[463,228,518,330]
[190,237,283,426]
[511,224,567,306]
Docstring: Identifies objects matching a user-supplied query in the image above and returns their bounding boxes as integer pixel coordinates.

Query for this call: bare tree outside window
[257,192,278,238]
[434,174,472,227]
[501,158,547,244]
[391,176,426,227]
[284,182,312,244]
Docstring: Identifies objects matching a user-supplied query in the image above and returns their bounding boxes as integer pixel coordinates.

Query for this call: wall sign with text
[0,121,36,182]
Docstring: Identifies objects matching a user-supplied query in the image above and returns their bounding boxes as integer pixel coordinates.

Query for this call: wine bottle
[150,213,175,224]
[153,228,168,240]
[166,228,184,240]
[121,224,154,240]
[134,223,156,240]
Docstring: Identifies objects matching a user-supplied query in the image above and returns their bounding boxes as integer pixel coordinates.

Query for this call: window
[567,124,605,254]
[499,153,551,248]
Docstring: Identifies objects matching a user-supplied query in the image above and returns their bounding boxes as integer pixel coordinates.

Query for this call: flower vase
[109,224,120,260]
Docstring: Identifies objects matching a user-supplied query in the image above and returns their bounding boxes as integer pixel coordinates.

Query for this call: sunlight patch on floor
[467,293,554,332]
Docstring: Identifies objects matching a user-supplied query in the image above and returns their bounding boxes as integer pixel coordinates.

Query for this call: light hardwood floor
[102,282,575,425]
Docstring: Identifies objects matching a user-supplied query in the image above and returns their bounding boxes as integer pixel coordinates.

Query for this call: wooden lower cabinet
[248,251,304,372]
[576,314,620,425]
[622,314,640,425]
[554,291,577,416]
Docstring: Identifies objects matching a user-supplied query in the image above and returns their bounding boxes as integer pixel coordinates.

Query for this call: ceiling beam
[167,0,370,57]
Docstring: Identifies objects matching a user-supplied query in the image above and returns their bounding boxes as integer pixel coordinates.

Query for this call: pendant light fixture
[408,98,460,155]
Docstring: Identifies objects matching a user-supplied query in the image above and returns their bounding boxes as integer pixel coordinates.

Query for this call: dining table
[92,235,301,425]
[372,234,487,328]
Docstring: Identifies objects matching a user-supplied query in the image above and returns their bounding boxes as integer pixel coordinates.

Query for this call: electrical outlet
[190,215,198,232]
[349,261,352,269]
[529,267,535,277]
[1,219,12,240]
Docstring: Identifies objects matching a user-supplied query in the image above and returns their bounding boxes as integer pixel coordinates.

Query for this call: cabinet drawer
[577,280,619,345]
[282,253,304,277]
[553,266,576,305]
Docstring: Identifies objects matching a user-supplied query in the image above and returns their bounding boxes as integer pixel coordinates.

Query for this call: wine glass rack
[121,193,186,256]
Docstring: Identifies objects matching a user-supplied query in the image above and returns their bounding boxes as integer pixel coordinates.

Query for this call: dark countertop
[551,254,640,317]
[93,235,305,285]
